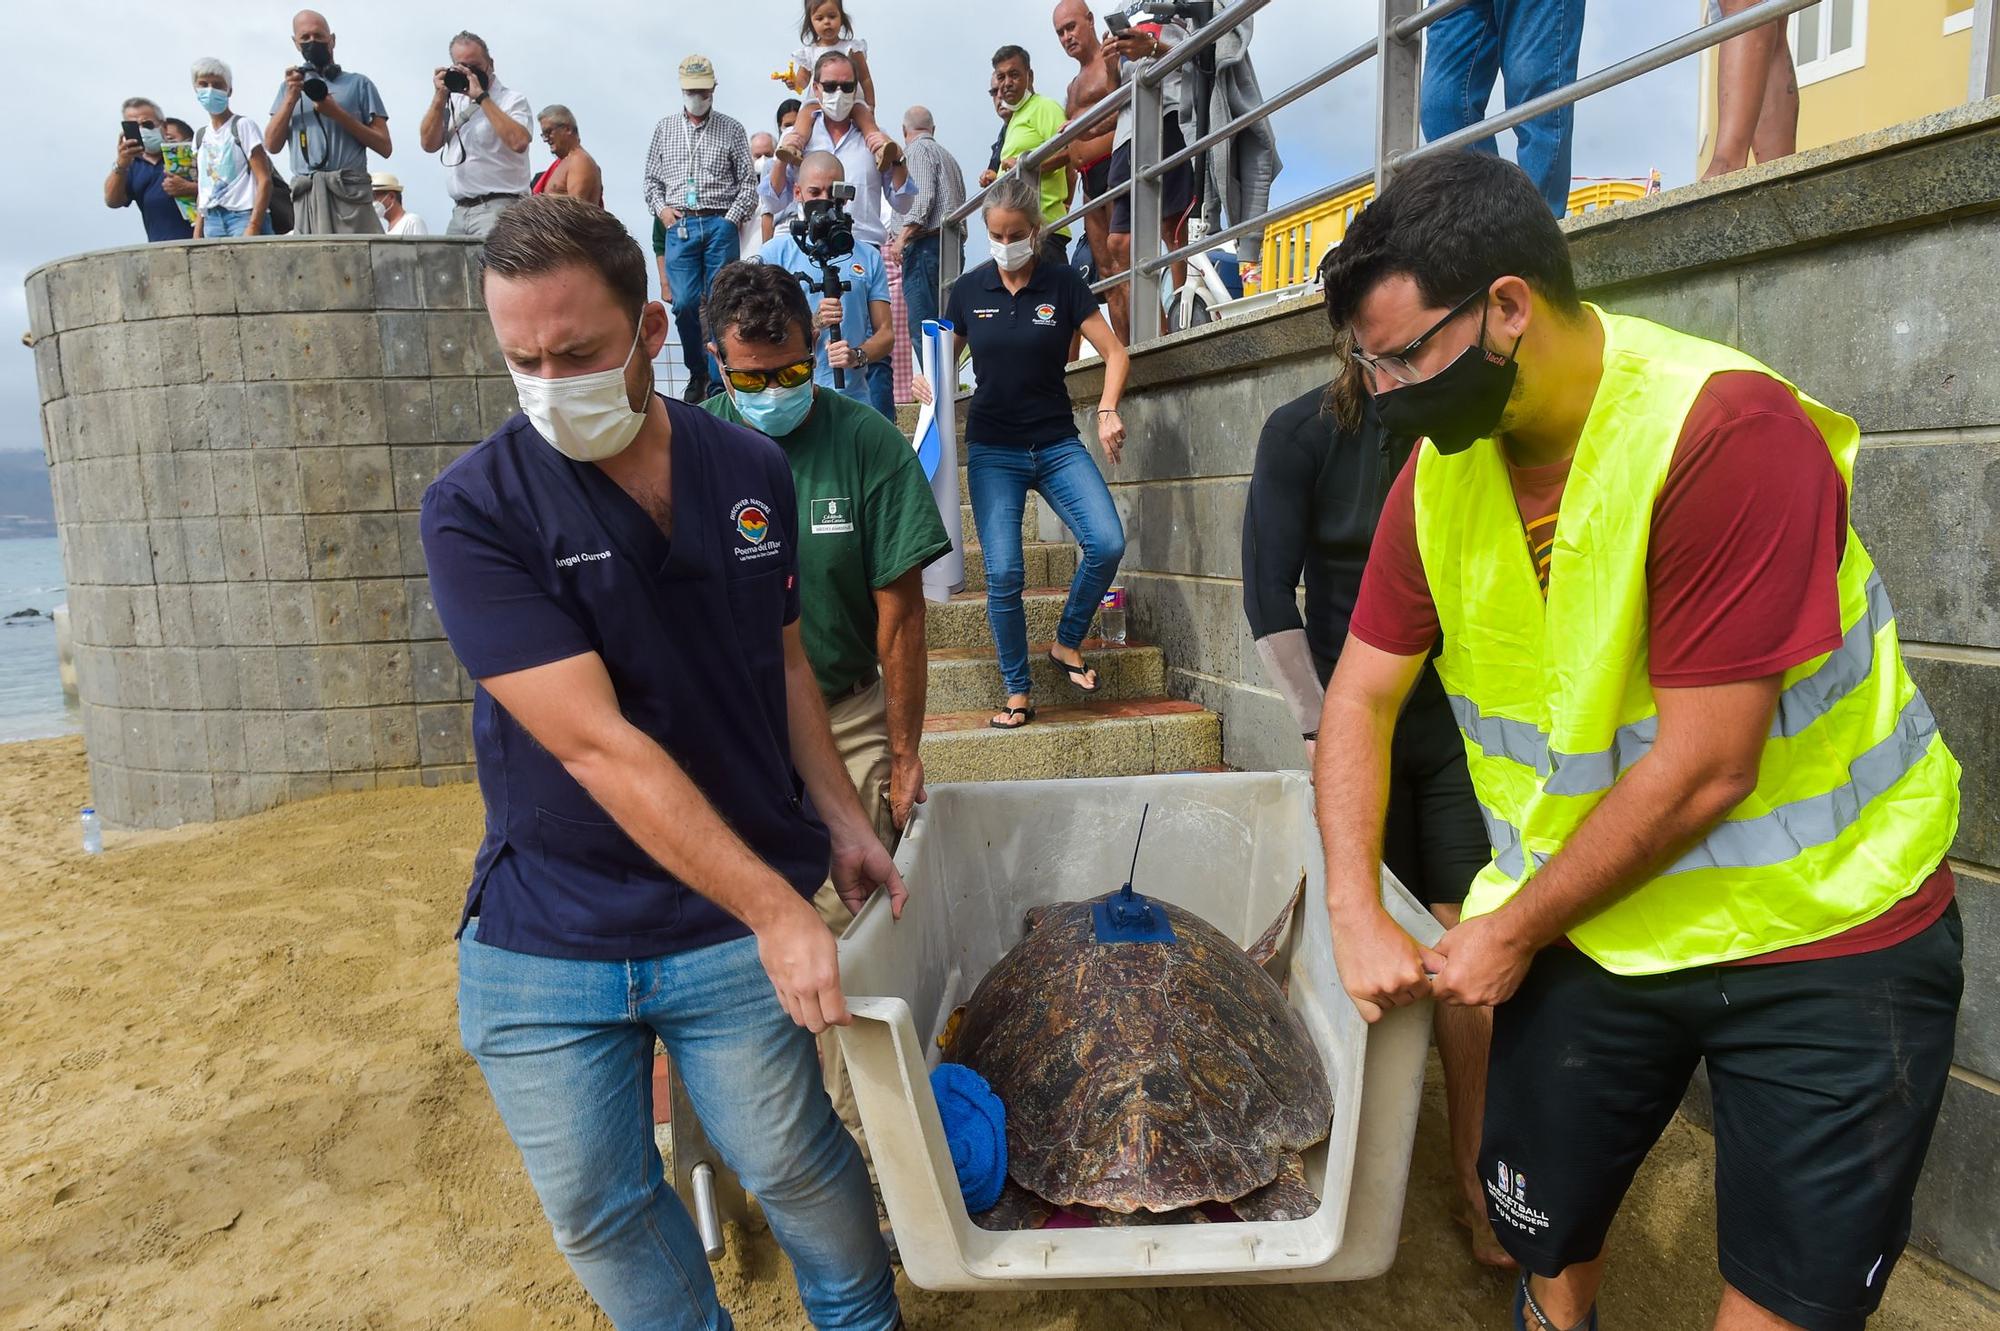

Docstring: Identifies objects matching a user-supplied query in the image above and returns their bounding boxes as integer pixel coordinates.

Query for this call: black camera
[1107,0,1212,34]
[789,181,859,264]
[296,66,329,102]
[443,67,470,95]
[788,181,861,386]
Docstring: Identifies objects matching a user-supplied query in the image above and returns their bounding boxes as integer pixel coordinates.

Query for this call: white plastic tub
[835,770,1440,1290]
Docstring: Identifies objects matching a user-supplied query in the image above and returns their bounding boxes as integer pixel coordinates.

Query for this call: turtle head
[1022,905,1052,933]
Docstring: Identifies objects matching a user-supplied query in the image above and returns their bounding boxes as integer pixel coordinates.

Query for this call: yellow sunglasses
[722,359,816,393]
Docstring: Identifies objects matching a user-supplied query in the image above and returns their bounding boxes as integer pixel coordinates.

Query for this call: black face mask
[299,39,334,70]
[1373,315,1521,456]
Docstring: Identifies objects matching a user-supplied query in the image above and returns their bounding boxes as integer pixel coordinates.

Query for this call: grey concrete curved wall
[26,237,509,828]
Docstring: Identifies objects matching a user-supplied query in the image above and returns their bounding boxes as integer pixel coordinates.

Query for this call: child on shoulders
[776,0,899,171]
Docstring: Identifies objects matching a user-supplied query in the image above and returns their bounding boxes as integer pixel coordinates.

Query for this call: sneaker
[682,378,711,404]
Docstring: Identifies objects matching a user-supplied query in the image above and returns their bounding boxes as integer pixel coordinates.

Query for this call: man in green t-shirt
[988,44,1075,267]
[701,261,949,852]
[703,260,949,1196]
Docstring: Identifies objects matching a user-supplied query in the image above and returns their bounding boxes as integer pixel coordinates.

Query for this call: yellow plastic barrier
[1248,177,1651,295]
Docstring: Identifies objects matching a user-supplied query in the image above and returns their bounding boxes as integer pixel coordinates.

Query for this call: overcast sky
[5,1,1703,454]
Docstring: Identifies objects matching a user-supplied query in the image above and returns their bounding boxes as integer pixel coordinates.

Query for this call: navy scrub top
[420,394,829,961]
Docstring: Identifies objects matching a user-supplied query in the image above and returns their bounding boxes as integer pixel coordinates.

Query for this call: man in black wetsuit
[1240,347,1513,1272]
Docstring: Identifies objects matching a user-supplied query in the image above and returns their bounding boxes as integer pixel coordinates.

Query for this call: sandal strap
[1519,1277,1596,1331]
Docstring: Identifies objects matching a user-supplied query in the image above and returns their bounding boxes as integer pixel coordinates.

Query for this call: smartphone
[120,119,142,143]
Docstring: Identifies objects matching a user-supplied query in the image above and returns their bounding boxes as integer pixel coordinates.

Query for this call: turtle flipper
[972,1180,1056,1231]
[1245,872,1308,982]
[1230,1154,1320,1222]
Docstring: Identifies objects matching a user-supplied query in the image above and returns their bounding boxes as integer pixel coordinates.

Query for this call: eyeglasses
[1347,281,1495,388]
[722,359,815,392]
[818,79,858,94]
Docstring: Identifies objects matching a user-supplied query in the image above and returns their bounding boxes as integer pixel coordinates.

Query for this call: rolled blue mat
[930,1062,1007,1213]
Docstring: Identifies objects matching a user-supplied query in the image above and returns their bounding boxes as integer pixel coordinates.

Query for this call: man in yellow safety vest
[1313,149,1962,1331]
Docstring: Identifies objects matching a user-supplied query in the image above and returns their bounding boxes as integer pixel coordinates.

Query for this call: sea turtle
[946,884,1331,1227]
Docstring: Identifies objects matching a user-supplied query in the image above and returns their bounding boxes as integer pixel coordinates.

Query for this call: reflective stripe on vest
[1412,308,1959,974]
[1448,569,1898,798]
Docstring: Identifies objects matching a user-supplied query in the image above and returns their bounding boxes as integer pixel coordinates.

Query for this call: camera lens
[302,75,329,102]
[443,68,469,95]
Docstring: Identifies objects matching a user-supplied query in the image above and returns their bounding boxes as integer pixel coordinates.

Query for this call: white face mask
[990,236,1036,272]
[509,321,651,462]
[684,91,712,117]
[821,88,857,122]
[997,96,1020,116]
[753,153,773,178]
[373,200,390,224]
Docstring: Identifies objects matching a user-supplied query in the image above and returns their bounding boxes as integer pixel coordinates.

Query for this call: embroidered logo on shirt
[811,497,855,535]
[554,549,612,569]
[730,498,786,561]
[851,262,867,276]
[973,307,999,319]
[1033,303,1057,326]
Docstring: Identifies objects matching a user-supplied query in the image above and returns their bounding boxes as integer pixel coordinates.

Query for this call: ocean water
[0,537,78,743]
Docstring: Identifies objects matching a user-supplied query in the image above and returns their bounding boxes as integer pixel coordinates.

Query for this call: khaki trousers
[814,674,896,1178]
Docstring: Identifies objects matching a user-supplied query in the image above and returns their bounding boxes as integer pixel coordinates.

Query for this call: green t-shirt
[704,389,951,696]
[1000,92,1073,235]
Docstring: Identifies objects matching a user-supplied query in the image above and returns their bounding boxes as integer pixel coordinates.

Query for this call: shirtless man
[1055,0,1120,305]
[533,104,603,206]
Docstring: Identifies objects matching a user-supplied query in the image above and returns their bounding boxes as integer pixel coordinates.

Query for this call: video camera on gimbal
[789,181,860,389]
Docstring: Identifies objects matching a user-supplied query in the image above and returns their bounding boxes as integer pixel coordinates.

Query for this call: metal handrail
[1139,0,1277,87]
[1391,0,1477,40]
[1403,0,1823,166]
[942,0,2000,344]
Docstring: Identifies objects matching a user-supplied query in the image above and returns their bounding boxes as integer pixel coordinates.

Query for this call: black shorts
[1107,118,1194,236]
[1080,153,1114,203]
[1481,906,1963,1331]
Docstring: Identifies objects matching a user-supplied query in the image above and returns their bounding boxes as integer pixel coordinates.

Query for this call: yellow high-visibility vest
[1411,307,1959,974]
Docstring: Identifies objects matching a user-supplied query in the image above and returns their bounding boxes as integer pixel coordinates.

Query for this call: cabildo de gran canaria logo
[730,498,785,562]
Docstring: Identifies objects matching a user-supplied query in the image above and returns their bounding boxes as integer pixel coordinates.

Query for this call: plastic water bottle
[1099,586,1128,646]
[80,807,102,855]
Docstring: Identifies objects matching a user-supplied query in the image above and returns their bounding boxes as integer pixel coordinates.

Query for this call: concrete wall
[26,237,506,828]
[1068,99,2000,1288]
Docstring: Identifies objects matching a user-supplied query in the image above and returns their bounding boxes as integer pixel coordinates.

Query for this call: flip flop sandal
[1047,650,1099,693]
[989,705,1036,731]
[1513,1275,1598,1331]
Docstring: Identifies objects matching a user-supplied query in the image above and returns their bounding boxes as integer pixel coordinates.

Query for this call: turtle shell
[953,896,1333,1214]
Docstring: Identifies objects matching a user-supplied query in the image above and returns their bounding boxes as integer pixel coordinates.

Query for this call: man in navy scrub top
[420,194,905,1331]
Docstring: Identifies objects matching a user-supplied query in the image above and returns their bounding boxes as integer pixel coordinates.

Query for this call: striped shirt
[641,109,758,226]
[901,132,968,238]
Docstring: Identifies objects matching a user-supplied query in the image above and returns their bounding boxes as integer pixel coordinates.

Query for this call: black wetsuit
[1240,383,1486,906]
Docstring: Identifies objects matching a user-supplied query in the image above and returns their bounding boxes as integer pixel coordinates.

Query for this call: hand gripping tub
[834,770,1441,1290]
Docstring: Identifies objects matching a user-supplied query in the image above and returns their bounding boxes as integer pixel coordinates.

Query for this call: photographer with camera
[265,9,391,235]
[418,31,533,238]
[760,152,895,420]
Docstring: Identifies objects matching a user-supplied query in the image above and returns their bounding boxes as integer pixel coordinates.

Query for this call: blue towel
[931,1062,1007,1213]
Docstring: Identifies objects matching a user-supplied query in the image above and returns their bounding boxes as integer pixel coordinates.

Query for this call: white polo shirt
[443,78,533,201]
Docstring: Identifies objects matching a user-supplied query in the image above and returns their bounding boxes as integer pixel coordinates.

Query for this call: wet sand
[3,735,1995,1329]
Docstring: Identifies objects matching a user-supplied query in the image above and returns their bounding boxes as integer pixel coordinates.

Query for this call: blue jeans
[1420,0,1586,217]
[845,360,893,420]
[900,231,958,354]
[967,436,1125,697]
[204,207,253,236]
[664,214,740,387]
[459,923,898,1331]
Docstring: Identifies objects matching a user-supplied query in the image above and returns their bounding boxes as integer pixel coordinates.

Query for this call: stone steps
[961,500,1040,548]
[925,587,1099,651]
[920,699,1221,783]
[925,638,1164,713]
[958,541,1078,595]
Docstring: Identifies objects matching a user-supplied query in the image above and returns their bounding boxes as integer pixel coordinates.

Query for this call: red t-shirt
[1351,370,1953,963]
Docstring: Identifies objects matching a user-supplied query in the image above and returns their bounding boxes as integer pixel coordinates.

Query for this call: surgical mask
[194,86,230,116]
[373,200,390,224]
[139,126,164,153]
[684,91,712,117]
[998,97,1020,115]
[990,236,1036,272]
[299,39,333,70]
[821,88,856,122]
[1372,314,1521,456]
[753,153,773,179]
[732,380,815,436]
[510,322,651,462]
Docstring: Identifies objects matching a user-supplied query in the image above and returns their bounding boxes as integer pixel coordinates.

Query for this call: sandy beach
[3,735,1995,1330]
